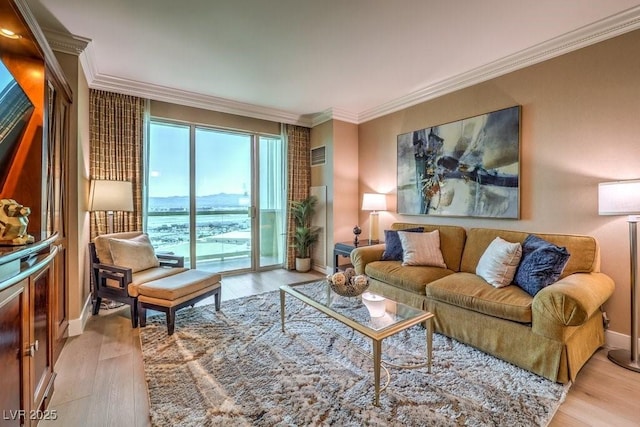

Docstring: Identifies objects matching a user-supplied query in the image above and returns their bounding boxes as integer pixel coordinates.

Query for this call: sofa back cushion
[461,228,600,277]
[391,223,466,272]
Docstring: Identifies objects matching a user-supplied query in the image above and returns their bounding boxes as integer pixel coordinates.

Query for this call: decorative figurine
[353,225,362,246]
[0,198,35,245]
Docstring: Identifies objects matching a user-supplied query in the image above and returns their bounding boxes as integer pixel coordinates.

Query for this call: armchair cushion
[94,231,143,264]
[109,233,160,273]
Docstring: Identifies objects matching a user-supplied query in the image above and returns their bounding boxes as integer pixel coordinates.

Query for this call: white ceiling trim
[44,5,640,127]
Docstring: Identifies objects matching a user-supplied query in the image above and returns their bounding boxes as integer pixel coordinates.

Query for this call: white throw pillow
[476,237,522,288]
[108,233,160,273]
[398,229,447,268]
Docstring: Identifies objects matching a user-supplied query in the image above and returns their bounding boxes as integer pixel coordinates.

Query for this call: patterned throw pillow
[514,235,570,296]
[381,227,424,261]
[476,237,522,288]
[398,229,447,268]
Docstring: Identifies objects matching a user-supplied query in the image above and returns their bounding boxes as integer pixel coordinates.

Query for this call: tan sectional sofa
[351,222,615,383]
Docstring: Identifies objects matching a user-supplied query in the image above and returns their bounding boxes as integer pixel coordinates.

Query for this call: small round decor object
[327,271,369,297]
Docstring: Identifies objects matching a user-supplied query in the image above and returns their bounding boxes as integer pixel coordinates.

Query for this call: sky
[148,122,252,197]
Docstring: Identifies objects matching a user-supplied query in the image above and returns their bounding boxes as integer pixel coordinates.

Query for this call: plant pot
[295,257,311,272]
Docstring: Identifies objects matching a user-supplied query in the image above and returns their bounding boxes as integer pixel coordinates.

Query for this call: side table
[334,240,383,272]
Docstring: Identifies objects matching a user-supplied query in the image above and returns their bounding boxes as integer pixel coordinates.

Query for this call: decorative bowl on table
[327,268,369,297]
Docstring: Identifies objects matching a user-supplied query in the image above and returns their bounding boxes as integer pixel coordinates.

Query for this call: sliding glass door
[146,120,284,273]
[194,128,252,270]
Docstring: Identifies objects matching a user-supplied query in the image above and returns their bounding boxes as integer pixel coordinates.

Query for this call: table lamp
[598,179,640,372]
[89,179,134,235]
[362,193,387,244]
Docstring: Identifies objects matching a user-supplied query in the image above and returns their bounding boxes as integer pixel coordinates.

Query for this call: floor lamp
[599,180,640,373]
[89,179,134,235]
[362,193,387,244]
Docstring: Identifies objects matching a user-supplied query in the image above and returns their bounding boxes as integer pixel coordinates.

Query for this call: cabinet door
[0,281,29,427]
[52,244,67,362]
[30,264,53,412]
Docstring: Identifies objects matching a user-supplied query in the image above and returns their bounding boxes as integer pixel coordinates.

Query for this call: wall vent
[311,146,326,166]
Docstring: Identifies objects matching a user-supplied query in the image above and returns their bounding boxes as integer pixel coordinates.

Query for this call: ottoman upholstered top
[137,269,222,301]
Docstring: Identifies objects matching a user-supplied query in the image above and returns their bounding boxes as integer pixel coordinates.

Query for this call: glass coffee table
[280,280,434,406]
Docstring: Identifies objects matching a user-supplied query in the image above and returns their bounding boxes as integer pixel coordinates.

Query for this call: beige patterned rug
[139,289,570,426]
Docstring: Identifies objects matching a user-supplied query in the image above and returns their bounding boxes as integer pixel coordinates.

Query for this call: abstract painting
[397,106,520,218]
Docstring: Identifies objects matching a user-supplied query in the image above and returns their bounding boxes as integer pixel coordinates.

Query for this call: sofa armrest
[532,272,615,327]
[350,244,386,274]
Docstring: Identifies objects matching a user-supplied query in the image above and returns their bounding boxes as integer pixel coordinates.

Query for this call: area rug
[139,288,570,426]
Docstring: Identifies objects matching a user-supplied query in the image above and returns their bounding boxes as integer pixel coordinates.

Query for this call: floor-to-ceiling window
[145,119,285,273]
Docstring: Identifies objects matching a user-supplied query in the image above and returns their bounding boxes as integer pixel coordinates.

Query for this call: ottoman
[137,269,222,335]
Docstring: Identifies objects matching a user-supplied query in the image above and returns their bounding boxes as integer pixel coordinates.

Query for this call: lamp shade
[362,193,387,211]
[89,180,134,212]
[598,180,640,215]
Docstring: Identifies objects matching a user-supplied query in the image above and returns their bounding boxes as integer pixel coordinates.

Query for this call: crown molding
[358,5,640,123]
[310,108,359,127]
[88,73,314,126]
[42,29,90,55]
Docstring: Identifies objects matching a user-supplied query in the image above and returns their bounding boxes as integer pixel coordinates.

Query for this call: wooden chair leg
[139,303,147,328]
[92,296,102,315]
[214,289,221,311]
[129,302,138,328]
[167,309,176,335]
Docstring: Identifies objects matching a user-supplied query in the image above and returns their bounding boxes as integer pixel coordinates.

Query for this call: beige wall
[358,29,640,337]
[311,119,359,269]
[150,100,281,135]
[54,51,91,333]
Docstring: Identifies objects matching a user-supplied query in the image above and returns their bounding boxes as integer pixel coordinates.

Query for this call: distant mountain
[148,193,249,211]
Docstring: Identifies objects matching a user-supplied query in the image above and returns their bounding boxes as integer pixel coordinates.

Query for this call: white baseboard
[67,295,92,336]
[604,329,639,351]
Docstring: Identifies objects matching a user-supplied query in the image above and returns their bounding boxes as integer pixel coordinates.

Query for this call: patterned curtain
[285,124,311,269]
[89,89,145,240]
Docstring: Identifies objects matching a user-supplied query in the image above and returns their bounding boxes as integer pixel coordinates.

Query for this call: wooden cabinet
[0,279,29,427]
[0,1,71,422]
[0,238,59,426]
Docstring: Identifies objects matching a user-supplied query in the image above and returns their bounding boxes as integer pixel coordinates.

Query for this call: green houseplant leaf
[290,195,319,258]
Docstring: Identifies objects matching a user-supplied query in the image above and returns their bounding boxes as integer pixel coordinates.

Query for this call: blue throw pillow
[381,227,424,261]
[514,235,570,297]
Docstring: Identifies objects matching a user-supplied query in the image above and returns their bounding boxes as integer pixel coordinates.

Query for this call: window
[145,120,285,272]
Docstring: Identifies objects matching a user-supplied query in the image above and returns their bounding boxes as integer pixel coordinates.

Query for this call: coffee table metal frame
[280,281,434,406]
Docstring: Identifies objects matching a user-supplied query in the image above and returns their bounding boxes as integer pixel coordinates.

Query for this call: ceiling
[22,0,640,125]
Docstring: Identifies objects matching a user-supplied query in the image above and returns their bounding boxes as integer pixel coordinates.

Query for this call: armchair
[89,231,187,327]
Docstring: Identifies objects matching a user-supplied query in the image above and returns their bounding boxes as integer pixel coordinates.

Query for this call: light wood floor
[41,269,640,427]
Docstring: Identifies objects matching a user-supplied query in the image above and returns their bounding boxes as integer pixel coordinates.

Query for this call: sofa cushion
[398,230,447,268]
[381,227,424,261]
[392,223,466,272]
[461,228,599,276]
[426,272,533,323]
[109,234,160,273]
[515,235,571,296]
[365,260,455,295]
[476,237,522,288]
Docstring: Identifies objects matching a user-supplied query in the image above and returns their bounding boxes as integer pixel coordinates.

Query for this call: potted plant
[290,195,320,272]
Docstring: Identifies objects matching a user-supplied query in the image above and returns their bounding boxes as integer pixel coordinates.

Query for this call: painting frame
[397,106,521,219]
